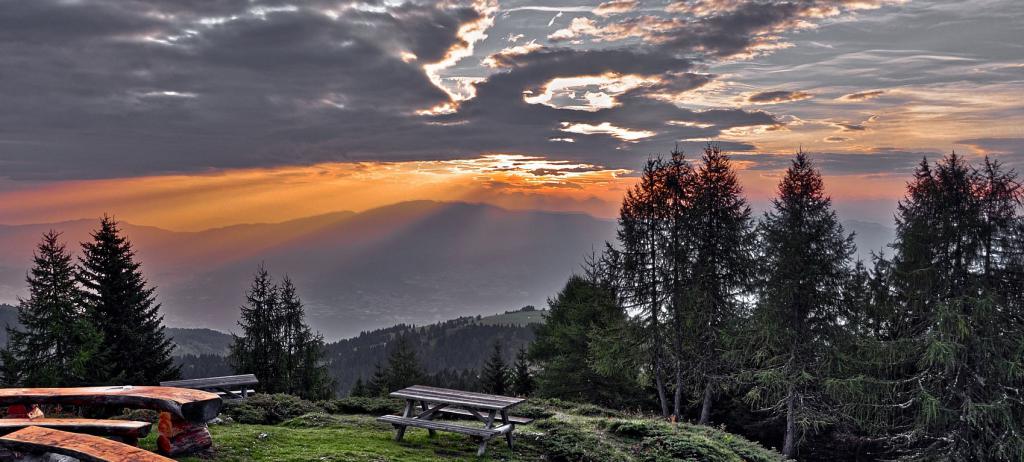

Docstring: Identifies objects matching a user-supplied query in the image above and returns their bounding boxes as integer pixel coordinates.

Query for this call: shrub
[533,419,627,461]
[319,397,403,416]
[222,393,323,424]
[281,412,348,428]
[606,419,668,438]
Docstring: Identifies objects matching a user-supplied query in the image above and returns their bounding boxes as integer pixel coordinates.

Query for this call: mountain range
[0,201,894,339]
[0,201,615,338]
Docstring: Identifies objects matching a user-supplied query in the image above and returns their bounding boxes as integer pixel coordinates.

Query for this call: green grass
[134,407,784,462]
[475,310,546,327]
[140,414,539,462]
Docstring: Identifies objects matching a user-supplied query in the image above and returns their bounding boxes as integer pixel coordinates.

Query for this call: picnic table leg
[419,401,436,438]
[395,400,413,442]
[500,409,514,450]
[477,410,496,457]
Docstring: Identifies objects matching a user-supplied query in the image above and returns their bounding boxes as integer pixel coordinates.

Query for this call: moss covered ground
[130,397,785,461]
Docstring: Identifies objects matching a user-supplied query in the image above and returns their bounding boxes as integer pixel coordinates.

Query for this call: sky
[0,0,1022,230]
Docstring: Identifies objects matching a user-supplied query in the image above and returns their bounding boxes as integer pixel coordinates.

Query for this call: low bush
[222,393,323,424]
[318,397,403,416]
[533,419,628,461]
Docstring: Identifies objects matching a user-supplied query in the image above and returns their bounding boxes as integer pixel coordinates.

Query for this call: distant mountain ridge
[171,308,546,393]
[0,201,615,338]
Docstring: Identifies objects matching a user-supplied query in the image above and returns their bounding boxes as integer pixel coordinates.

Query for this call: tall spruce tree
[530,274,639,406]
[78,216,178,384]
[617,158,672,416]
[229,264,286,392]
[480,341,509,395]
[683,145,755,424]
[277,277,334,399]
[839,154,1024,460]
[511,346,534,397]
[747,153,854,458]
[1,231,104,386]
[383,335,424,393]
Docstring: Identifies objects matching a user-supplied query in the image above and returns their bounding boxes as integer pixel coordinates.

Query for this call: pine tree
[383,335,424,393]
[78,216,178,384]
[839,154,1024,460]
[277,277,333,399]
[229,264,285,392]
[747,153,854,458]
[530,274,639,406]
[617,158,672,416]
[511,347,534,397]
[368,361,387,397]
[682,145,755,424]
[1,231,104,386]
[349,377,368,397]
[480,341,509,395]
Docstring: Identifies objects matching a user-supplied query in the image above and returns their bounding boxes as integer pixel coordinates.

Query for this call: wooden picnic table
[161,374,259,401]
[379,385,529,457]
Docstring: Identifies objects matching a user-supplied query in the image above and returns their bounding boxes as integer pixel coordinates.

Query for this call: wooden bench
[161,374,259,400]
[378,414,513,439]
[0,419,151,446]
[0,386,221,456]
[436,407,534,425]
[0,426,173,462]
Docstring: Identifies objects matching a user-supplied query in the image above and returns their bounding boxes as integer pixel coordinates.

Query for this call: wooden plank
[0,419,151,439]
[160,374,258,389]
[0,426,173,462]
[437,407,533,424]
[0,387,222,423]
[404,385,524,405]
[390,387,524,411]
[376,416,509,438]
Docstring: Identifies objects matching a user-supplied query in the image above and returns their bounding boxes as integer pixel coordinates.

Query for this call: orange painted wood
[0,418,151,438]
[156,412,212,456]
[0,386,222,423]
[0,426,173,462]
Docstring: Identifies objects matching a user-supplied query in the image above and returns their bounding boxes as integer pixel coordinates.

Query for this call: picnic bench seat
[436,407,534,425]
[378,415,513,439]
[0,419,151,445]
[160,374,258,401]
[0,386,222,423]
[0,426,173,462]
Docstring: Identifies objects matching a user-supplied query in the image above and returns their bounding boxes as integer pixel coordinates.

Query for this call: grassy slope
[138,408,784,462]
[474,310,547,327]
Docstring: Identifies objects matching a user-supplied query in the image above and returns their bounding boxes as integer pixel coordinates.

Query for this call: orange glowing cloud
[0,156,633,231]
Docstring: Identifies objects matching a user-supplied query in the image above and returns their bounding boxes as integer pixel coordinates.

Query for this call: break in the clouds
[0,0,1021,182]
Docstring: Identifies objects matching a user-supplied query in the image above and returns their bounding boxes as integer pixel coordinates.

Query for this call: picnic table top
[390,385,525,411]
[0,386,222,423]
[161,374,259,388]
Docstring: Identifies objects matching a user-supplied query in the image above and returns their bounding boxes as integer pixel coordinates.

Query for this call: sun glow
[0,156,632,231]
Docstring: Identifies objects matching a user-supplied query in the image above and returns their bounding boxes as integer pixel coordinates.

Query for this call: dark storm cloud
[0,0,928,180]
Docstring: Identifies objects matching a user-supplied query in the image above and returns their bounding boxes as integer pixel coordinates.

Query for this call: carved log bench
[0,386,222,456]
[0,426,173,462]
[0,419,151,447]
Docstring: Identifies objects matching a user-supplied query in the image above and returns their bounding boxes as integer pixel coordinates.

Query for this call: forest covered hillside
[171,307,545,395]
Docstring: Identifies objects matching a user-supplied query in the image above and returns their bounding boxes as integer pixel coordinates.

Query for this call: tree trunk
[782,389,797,459]
[672,363,683,421]
[653,355,669,418]
[698,382,713,425]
